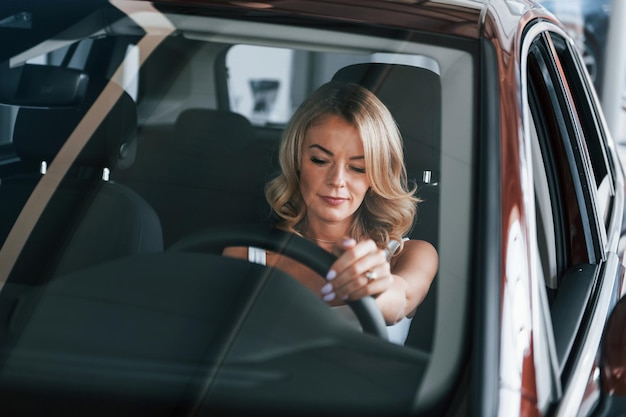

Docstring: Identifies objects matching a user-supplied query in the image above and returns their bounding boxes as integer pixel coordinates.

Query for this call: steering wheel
[168,225,388,339]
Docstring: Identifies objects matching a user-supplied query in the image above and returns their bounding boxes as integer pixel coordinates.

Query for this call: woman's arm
[324,238,438,325]
[222,246,248,259]
[380,240,438,321]
[224,239,439,325]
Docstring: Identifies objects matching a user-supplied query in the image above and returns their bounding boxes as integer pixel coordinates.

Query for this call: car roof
[141,0,558,47]
[150,0,485,37]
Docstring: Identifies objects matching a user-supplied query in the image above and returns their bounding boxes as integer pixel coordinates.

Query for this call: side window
[529,113,559,290]
[224,45,441,128]
[225,45,374,127]
[527,32,610,281]
[550,35,615,236]
[226,45,295,126]
[525,29,609,386]
[527,35,589,291]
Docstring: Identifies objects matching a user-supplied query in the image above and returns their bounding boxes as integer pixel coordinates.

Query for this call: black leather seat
[332,63,441,352]
[113,108,273,248]
[0,75,163,283]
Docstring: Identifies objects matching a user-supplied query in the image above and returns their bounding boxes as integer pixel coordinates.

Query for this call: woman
[224,81,438,342]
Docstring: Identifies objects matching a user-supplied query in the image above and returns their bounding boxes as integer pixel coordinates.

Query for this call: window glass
[0,6,477,413]
[226,45,295,126]
[525,30,607,398]
[527,38,588,278]
[225,45,441,127]
[550,34,614,233]
[529,112,558,290]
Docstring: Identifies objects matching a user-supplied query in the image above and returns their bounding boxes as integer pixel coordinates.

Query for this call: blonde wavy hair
[265,81,420,250]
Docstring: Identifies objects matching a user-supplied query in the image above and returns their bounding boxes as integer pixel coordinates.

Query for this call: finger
[333,275,371,298]
[342,275,394,301]
[340,249,389,283]
[329,257,389,301]
[330,257,377,290]
[328,239,379,277]
[333,261,392,298]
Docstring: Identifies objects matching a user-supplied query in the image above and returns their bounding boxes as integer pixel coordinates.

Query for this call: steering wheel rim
[168,225,388,339]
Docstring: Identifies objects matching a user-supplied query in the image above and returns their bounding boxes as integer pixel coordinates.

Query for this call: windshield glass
[0,1,476,415]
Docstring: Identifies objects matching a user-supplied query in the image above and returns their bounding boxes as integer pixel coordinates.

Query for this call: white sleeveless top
[247,239,411,345]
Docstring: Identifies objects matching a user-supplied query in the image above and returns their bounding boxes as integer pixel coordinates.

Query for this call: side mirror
[596,295,626,416]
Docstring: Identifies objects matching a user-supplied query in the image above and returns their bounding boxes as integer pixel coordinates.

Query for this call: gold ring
[365,270,379,280]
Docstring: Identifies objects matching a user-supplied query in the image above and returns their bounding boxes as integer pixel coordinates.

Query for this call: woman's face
[299,114,371,230]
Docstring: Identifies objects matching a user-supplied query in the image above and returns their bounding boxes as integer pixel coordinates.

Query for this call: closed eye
[311,156,328,165]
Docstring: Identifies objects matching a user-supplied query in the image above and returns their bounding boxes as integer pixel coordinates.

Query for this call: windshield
[0,1,476,415]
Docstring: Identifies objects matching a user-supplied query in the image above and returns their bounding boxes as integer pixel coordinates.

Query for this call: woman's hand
[320,238,394,303]
[319,237,438,325]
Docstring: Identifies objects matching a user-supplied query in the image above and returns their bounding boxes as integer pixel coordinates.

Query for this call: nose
[327,164,346,187]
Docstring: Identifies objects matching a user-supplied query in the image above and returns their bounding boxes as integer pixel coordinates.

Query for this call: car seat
[0,71,163,283]
[332,63,441,352]
[113,108,274,248]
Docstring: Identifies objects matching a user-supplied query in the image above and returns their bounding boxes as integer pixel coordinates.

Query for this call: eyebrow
[308,144,364,161]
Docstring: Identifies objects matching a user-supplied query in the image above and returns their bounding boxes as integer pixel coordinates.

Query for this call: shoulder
[392,239,438,270]
[403,239,437,255]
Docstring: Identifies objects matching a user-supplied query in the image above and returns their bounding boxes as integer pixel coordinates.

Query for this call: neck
[300,220,349,245]
[304,235,337,244]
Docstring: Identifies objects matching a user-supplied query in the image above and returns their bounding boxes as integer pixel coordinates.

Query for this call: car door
[521,21,625,416]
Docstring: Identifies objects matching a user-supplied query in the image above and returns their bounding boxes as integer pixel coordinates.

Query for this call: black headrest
[332,63,441,171]
[13,77,137,168]
[174,109,255,150]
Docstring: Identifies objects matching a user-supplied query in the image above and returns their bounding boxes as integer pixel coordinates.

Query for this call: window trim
[519,21,565,412]
[549,34,615,241]
[542,32,608,262]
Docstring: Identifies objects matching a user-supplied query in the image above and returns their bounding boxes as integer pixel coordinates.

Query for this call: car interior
[0,5,478,415]
[0,71,163,281]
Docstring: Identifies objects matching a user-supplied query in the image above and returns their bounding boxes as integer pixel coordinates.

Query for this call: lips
[321,196,348,206]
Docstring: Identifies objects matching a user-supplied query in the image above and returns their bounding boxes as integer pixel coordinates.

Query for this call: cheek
[353,178,371,198]
[298,166,316,196]
[348,184,369,208]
